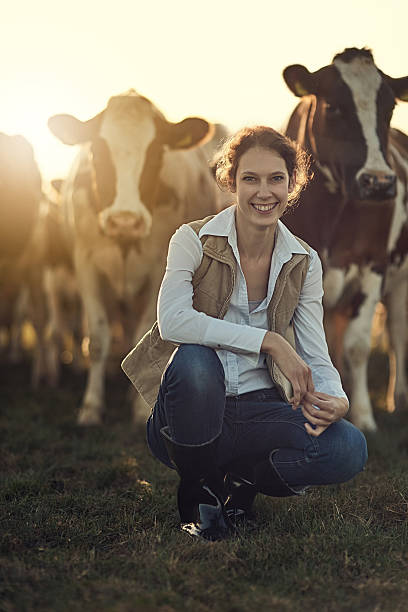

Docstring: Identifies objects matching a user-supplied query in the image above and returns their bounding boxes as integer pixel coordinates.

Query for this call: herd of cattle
[1,48,407,433]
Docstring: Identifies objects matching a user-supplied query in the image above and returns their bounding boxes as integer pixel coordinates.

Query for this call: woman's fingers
[302,402,335,424]
[291,383,301,408]
[301,404,332,426]
[304,422,329,437]
[289,365,314,408]
[303,392,348,422]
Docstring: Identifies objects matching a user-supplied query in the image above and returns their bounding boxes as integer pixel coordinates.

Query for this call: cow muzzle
[356,171,396,201]
[101,210,150,240]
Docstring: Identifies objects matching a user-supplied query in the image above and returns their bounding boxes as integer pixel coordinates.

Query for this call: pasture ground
[1,352,408,612]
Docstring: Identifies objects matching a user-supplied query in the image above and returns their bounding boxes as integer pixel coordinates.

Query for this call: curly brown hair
[214,126,311,205]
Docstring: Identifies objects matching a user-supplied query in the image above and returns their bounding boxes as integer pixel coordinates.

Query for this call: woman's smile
[251,202,280,213]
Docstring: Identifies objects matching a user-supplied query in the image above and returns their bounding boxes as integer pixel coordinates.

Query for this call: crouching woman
[122,125,368,541]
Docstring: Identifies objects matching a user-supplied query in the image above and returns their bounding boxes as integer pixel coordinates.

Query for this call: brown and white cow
[282,47,408,431]
[0,133,51,385]
[48,90,222,425]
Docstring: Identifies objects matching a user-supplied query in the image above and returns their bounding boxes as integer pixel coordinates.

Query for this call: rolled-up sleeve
[292,249,349,402]
[157,225,267,357]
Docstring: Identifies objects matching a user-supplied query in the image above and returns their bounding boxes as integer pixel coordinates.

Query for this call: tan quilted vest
[121,215,310,410]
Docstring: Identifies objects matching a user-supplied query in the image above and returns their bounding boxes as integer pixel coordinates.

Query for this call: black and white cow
[282,47,408,431]
[48,90,223,425]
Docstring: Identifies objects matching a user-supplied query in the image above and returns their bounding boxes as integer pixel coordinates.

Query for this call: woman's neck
[235,213,277,262]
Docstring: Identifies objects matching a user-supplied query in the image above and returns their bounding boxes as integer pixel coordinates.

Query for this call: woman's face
[235,146,293,230]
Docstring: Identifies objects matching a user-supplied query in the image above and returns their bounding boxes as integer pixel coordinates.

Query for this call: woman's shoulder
[188,214,217,236]
[187,205,236,237]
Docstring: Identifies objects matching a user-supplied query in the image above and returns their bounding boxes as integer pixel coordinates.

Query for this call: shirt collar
[199,204,308,257]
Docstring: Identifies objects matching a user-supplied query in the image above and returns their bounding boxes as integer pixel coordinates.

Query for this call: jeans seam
[243,418,320,460]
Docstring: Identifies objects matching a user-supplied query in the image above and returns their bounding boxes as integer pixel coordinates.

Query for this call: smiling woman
[122,124,368,543]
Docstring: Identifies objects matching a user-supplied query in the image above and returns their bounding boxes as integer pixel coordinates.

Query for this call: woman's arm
[290,249,349,435]
[292,249,348,400]
[158,224,266,359]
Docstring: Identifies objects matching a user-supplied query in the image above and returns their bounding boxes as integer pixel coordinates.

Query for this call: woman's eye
[243,176,255,182]
[272,175,284,182]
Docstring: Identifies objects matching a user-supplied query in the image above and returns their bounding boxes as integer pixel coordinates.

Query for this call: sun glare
[0,74,81,184]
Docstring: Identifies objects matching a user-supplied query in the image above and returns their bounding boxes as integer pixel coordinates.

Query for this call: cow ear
[48,112,103,145]
[166,118,214,150]
[283,64,316,97]
[387,76,408,102]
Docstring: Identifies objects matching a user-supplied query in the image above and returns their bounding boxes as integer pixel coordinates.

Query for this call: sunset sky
[2,0,407,184]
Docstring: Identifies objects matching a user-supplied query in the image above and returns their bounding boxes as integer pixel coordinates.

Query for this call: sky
[2,0,408,184]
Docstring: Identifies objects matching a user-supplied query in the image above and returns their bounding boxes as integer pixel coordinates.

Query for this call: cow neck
[139,119,165,211]
[306,94,349,257]
[89,137,117,214]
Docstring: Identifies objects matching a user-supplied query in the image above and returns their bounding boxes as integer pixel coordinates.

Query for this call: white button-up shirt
[158,205,347,401]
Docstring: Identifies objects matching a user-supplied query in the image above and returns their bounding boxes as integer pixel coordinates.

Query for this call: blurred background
[2,0,407,184]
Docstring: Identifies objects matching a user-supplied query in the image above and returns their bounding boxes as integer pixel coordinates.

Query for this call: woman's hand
[261,331,315,408]
[299,391,349,437]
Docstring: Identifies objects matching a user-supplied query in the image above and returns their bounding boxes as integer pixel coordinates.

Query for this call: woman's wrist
[261,331,278,356]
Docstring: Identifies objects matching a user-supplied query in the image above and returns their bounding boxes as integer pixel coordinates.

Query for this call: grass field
[1,353,408,612]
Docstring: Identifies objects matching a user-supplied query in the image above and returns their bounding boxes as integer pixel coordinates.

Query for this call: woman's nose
[256,181,271,197]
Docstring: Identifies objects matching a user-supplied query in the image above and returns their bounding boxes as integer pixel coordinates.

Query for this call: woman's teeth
[252,203,278,212]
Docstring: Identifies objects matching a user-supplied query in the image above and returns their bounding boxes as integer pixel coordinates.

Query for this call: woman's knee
[165,344,225,395]
[316,420,368,483]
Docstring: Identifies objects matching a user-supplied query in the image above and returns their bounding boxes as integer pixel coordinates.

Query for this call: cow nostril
[104,212,146,236]
[357,171,397,200]
[131,217,143,230]
[360,173,373,187]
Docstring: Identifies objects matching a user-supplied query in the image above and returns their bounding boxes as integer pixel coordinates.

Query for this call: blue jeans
[146,345,368,491]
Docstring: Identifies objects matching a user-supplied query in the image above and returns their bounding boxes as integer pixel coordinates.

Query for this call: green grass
[1,355,408,612]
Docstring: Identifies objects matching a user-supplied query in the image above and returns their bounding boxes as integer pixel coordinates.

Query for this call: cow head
[48,91,212,243]
[283,48,408,201]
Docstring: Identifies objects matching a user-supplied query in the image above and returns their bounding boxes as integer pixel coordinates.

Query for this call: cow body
[48,91,222,425]
[0,133,53,385]
[282,48,408,431]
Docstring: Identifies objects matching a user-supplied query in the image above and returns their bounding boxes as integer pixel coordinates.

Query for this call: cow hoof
[77,406,103,426]
[352,415,378,433]
[360,419,378,433]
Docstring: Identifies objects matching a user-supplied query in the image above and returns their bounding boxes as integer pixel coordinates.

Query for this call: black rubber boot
[224,451,296,523]
[161,427,232,541]
[223,457,259,524]
[254,452,296,497]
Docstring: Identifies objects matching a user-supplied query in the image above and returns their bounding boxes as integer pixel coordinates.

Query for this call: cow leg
[9,286,29,363]
[28,275,49,389]
[383,279,408,413]
[343,269,382,432]
[43,267,63,387]
[75,252,110,426]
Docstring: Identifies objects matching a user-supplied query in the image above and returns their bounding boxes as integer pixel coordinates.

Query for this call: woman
[122,126,368,541]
